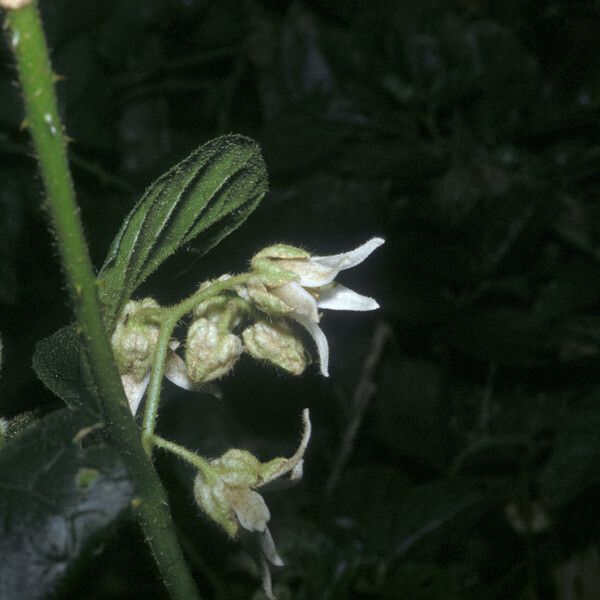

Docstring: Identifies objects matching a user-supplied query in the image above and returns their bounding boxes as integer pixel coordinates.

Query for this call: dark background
[2,1,600,598]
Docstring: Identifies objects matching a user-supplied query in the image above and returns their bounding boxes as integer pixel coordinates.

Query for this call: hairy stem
[153,435,214,477]
[142,273,252,453]
[3,4,200,598]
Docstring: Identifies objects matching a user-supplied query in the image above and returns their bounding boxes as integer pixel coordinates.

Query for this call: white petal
[229,489,271,532]
[164,352,223,398]
[277,259,339,288]
[289,409,311,479]
[291,459,304,481]
[259,556,276,600]
[260,409,311,485]
[316,283,379,311]
[121,372,150,415]
[287,237,385,287]
[314,237,385,270]
[260,527,284,567]
[164,352,196,390]
[295,316,329,376]
[271,282,319,322]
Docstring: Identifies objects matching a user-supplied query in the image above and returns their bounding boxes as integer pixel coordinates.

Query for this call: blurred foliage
[2,0,600,598]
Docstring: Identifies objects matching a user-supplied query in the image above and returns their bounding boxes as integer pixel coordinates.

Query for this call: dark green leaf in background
[98,134,268,327]
[32,325,98,414]
[0,408,134,600]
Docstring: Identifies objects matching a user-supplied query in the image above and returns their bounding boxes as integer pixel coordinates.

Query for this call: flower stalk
[141,273,252,453]
[3,3,201,599]
[152,434,215,476]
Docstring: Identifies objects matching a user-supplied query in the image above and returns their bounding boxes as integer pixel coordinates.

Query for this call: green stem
[141,273,252,453]
[153,435,214,477]
[4,4,200,599]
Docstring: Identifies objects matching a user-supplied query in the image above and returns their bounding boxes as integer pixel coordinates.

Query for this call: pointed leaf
[98,134,268,327]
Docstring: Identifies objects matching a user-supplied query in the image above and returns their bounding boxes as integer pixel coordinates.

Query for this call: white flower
[250,238,384,376]
[194,409,311,600]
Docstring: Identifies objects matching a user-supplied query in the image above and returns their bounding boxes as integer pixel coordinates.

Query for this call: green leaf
[98,134,268,327]
[0,408,134,599]
[32,325,99,414]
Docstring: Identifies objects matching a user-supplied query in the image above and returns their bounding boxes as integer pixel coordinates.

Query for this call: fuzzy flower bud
[237,281,292,316]
[193,449,265,538]
[251,244,310,287]
[185,318,242,383]
[111,298,161,381]
[242,320,306,375]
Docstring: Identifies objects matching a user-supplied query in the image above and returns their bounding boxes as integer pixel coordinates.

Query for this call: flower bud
[252,244,311,262]
[251,245,309,288]
[215,449,261,486]
[242,320,306,375]
[237,281,292,316]
[192,295,229,321]
[193,473,239,537]
[111,299,160,380]
[185,318,242,383]
[193,449,266,538]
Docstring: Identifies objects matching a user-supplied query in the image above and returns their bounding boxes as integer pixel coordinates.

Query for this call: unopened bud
[185,318,242,382]
[237,281,292,316]
[252,244,310,262]
[242,320,306,375]
[193,473,239,537]
[215,449,261,486]
[111,299,160,380]
[251,245,309,288]
[193,295,228,320]
[193,449,265,538]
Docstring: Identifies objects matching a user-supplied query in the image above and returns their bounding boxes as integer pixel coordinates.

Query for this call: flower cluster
[111,238,384,413]
[109,237,383,597]
[244,237,384,376]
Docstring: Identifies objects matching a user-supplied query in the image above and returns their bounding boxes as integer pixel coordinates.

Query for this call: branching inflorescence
[111,238,384,597]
